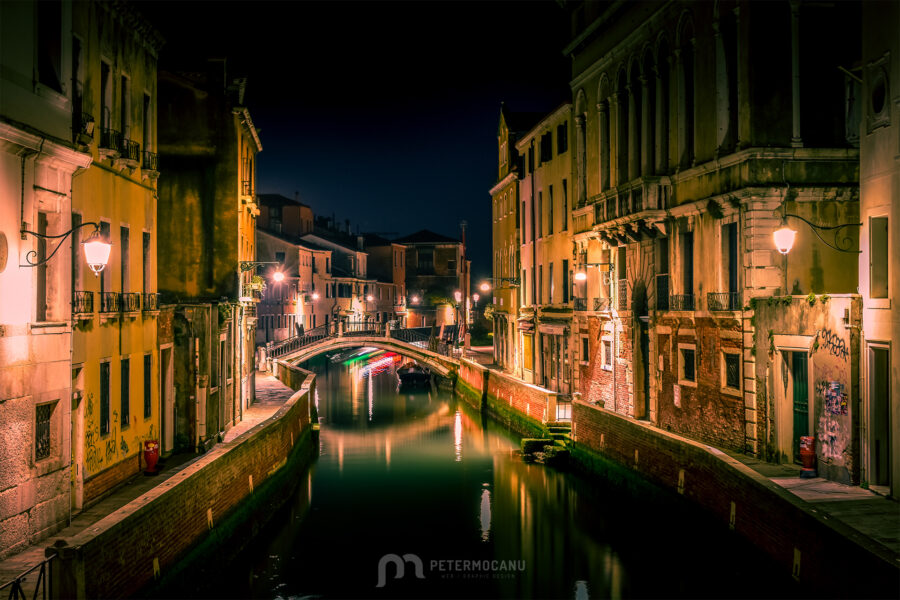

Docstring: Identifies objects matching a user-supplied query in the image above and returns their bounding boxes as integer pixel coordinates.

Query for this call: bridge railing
[267,324,330,359]
[344,320,383,336]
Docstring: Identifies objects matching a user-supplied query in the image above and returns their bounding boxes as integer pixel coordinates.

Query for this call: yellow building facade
[70,0,163,508]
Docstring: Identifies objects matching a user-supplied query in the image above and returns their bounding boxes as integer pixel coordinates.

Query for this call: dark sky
[138,0,571,281]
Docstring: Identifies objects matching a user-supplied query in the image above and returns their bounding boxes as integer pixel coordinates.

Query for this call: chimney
[357,235,364,250]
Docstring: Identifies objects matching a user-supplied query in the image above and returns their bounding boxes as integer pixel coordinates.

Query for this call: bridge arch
[281,335,458,378]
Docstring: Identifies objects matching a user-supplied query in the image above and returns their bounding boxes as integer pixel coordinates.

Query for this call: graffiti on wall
[818,381,848,416]
[84,393,103,474]
[817,415,847,461]
[815,328,849,361]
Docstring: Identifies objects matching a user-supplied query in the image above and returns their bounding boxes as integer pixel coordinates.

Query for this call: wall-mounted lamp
[20,221,111,275]
[573,262,612,281]
[478,277,520,292]
[239,260,285,280]
[773,213,861,255]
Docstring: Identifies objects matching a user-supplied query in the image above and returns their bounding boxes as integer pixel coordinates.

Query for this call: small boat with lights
[396,361,430,386]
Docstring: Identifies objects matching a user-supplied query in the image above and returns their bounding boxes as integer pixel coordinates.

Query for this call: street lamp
[574,262,612,281]
[772,214,861,255]
[239,261,285,280]
[411,295,420,304]
[478,277,520,292]
[312,292,320,301]
[454,290,462,303]
[472,293,480,303]
[20,221,111,275]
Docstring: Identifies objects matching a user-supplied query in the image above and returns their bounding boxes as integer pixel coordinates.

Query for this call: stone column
[628,83,639,181]
[655,62,668,174]
[597,100,610,191]
[640,75,653,176]
[575,114,586,206]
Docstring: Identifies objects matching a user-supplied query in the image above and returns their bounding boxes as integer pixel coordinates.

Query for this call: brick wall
[572,400,897,597]
[486,368,553,424]
[83,455,140,507]
[52,360,316,599]
[578,315,634,417]
[655,315,746,452]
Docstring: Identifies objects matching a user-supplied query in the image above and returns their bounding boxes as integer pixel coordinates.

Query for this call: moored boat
[397,361,430,386]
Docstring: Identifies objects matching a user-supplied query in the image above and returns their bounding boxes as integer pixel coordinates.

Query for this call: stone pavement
[724,449,900,560]
[0,371,295,594]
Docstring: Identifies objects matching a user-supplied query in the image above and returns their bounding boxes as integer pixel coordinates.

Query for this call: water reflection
[168,352,796,600]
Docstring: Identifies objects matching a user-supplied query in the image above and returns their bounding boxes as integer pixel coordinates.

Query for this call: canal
[166,350,798,599]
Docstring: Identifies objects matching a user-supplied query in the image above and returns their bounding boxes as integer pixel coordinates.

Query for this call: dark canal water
[167,350,799,599]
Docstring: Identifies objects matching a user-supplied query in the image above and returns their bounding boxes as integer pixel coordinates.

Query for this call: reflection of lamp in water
[454,410,462,462]
[480,488,491,542]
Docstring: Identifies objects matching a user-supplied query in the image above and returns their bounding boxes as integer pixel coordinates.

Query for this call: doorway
[791,352,809,463]
[160,345,174,454]
[868,344,891,487]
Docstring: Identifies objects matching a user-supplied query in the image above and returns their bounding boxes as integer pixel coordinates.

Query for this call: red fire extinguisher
[799,436,817,479]
[143,440,160,475]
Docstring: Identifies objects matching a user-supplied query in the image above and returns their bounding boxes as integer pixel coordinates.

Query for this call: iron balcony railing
[669,293,695,311]
[656,274,669,310]
[121,292,141,312]
[72,290,94,314]
[100,291,121,313]
[617,279,628,311]
[100,128,121,151]
[594,297,610,312]
[142,292,160,311]
[0,552,54,600]
[708,291,741,311]
[142,150,158,171]
[573,297,587,311]
[241,180,254,197]
[119,138,141,162]
[76,112,94,139]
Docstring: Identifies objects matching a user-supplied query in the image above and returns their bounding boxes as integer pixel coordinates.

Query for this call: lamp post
[772,214,862,255]
[20,221,111,275]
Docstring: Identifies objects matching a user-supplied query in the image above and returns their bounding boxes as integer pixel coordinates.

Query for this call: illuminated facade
[363,234,407,326]
[0,0,93,557]
[69,0,163,509]
[156,63,261,452]
[566,0,862,481]
[517,104,574,393]
[397,230,466,330]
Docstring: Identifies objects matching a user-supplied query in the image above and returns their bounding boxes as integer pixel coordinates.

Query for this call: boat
[396,361,430,386]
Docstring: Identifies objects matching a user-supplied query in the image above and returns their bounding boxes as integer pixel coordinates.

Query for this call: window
[562,259,569,304]
[602,340,613,370]
[100,61,112,131]
[72,212,83,293]
[721,222,738,297]
[561,180,568,231]
[538,265,543,304]
[521,201,526,237]
[143,354,152,419]
[557,123,568,154]
[682,231,694,297]
[722,351,741,391]
[528,147,534,174]
[275,251,285,264]
[548,185,554,234]
[37,0,62,92]
[679,344,696,385]
[35,403,53,460]
[871,216,888,298]
[419,249,434,273]
[100,362,110,435]
[142,232,150,295]
[36,212,49,321]
[540,132,553,163]
[121,358,130,428]
[143,93,152,152]
[120,75,131,140]
[581,336,589,363]
[537,192,542,238]
[447,259,457,274]
[120,226,129,293]
[326,257,330,273]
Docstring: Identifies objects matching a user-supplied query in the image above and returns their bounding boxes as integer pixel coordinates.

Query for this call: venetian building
[0,0,93,557]
[156,63,261,453]
[489,106,538,375]
[516,104,574,397]
[566,0,862,484]
[68,0,163,510]
[858,0,899,497]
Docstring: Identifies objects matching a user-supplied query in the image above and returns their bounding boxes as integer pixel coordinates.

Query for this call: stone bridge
[265,323,460,378]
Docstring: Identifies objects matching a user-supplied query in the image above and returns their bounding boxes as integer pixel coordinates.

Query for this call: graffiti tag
[815,328,849,361]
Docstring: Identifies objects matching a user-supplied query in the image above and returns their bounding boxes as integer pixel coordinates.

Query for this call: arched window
[575,90,588,206]
[642,50,656,175]
[715,2,739,153]
[656,38,671,173]
[615,69,629,185]
[598,76,611,192]
[629,60,642,180]
[677,18,696,168]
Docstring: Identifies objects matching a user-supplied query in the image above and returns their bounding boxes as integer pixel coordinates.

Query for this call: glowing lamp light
[473,293,480,302]
[479,282,490,292]
[411,295,420,304]
[574,270,587,282]
[773,223,797,255]
[454,290,462,303]
[82,230,112,276]
[366,294,374,302]
[272,270,285,282]
[312,292,320,301]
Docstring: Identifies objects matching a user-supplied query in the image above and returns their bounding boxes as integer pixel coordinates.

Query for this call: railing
[100,291,121,313]
[344,321,382,336]
[617,279,628,311]
[142,292,160,311]
[77,112,94,139]
[669,294,695,311]
[72,290,94,314]
[656,274,669,311]
[142,150,158,171]
[119,138,141,162]
[573,297,587,311]
[0,552,54,600]
[241,180,254,197]
[594,297,610,312]
[268,324,329,359]
[121,292,141,312]
[708,291,740,311]
[266,324,455,360]
[100,128,121,151]
[241,284,262,299]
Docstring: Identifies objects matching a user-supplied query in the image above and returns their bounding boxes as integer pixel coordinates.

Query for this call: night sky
[138,0,571,282]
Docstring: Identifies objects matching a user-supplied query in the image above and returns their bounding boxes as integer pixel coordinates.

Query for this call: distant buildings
[397,229,467,329]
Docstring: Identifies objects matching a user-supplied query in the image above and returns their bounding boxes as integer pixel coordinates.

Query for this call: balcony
[117,138,141,168]
[241,179,254,198]
[72,291,94,318]
[142,151,159,179]
[574,297,587,311]
[74,112,94,146]
[121,292,141,313]
[656,274,669,310]
[617,279,628,311]
[100,291,121,313]
[99,128,121,159]
[594,297,610,312]
[669,294,695,311]
[142,292,160,312]
[707,291,740,311]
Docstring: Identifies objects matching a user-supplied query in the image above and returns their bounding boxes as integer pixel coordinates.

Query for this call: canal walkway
[0,371,295,595]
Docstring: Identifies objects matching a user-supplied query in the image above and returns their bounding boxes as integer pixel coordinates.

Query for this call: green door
[792,352,809,462]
